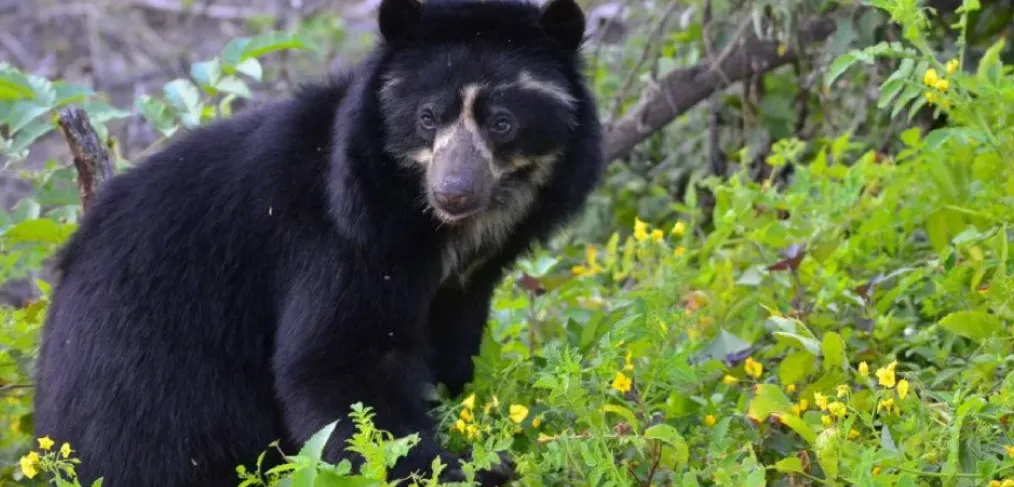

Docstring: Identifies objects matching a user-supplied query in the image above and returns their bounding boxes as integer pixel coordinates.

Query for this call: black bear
[32,0,604,484]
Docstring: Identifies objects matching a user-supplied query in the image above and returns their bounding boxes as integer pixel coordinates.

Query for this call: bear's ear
[539,0,586,52]
[378,0,423,44]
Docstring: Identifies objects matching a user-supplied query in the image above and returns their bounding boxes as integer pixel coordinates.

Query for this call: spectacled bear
[32,0,604,484]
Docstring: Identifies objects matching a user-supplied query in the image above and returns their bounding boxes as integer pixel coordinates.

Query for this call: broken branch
[57,107,113,212]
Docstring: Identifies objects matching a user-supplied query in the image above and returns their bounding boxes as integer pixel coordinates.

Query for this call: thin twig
[128,0,275,20]
[702,0,725,177]
[0,383,34,393]
[605,1,681,126]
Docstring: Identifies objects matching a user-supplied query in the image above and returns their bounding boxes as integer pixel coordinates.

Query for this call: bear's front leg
[272,260,510,486]
[427,268,501,398]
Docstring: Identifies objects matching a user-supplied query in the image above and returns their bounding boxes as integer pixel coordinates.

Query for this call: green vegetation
[3,0,1014,485]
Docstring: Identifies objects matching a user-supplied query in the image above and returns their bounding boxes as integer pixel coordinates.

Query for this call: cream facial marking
[406,148,434,167]
[439,84,493,159]
[429,83,499,176]
[516,70,576,108]
[378,74,403,105]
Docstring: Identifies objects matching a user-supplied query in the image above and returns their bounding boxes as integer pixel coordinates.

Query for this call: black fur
[32,0,604,485]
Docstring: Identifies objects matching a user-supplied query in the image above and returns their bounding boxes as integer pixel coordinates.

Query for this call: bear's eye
[418,107,438,131]
[489,116,514,136]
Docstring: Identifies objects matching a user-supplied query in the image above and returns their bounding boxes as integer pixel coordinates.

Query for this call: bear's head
[373,0,590,225]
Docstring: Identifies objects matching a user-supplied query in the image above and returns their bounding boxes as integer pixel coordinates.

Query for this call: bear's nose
[434,178,479,216]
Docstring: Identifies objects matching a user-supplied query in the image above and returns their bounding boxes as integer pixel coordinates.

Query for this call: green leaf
[0,68,35,100]
[644,423,689,470]
[747,384,794,421]
[602,404,639,429]
[825,52,861,87]
[938,310,1003,343]
[136,95,178,138]
[234,58,263,81]
[222,31,311,69]
[7,118,53,155]
[214,76,253,99]
[976,37,1005,84]
[815,428,839,480]
[776,413,818,445]
[7,100,49,133]
[2,218,76,245]
[774,456,803,473]
[191,59,222,87]
[773,331,822,356]
[163,78,203,127]
[697,329,752,362]
[52,81,94,105]
[298,420,338,461]
[779,350,816,385]
[821,332,845,371]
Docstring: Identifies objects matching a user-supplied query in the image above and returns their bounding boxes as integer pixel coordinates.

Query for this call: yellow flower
[876,361,897,388]
[466,424,480,440]
[1002,480,1014,487]
[827,401,847,418]
[671,221,686,237]
[925,91,938,105]
[60,442,72,459]
[897,379,910,399]
[19,451,39,479]
[508,404,529,424]
[878,397,895,414]
[791,404,801,416]
[704,415,716,426]
[743,357,763,378]
[1005,445,1014,457]
[532,416,542,428]
[872,466,882,476]
[673,246,687,257]
[814,392,829,410]
[821,415,832,426]
[650,229,664,243]
[785,383,796,394]
[586,244,598,266]
[37,436,55,451]
[858,361,869,377]
[454,419,467,433]
[461,393,476,410]
[797,399,809,412]
[722,375,738,386]
[934,78,949,91]
[611,371,632,393]
[989,481,1001,487]
[633,217,649,241]
[923,68,939,86]
[571,264,589,276]
[946,58,959,74]
[848,428,860,440]
[836,384,849,398]
[460,408,473,423]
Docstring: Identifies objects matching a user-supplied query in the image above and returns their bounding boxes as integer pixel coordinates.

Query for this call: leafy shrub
[4,0,1014,485]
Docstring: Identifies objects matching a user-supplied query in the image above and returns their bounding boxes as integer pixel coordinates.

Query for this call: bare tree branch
[603,17,836,163]
[57,107,113,212]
